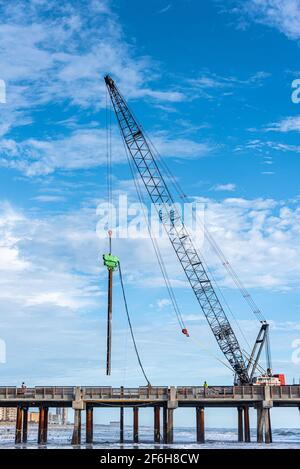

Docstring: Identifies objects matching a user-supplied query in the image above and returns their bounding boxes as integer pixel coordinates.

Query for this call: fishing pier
[1,385,300,445]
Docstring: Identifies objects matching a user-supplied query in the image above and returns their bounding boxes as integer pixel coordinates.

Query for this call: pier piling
[71,409,82,445]
[257,407,264,443]
[238,407,244,442]
[268,408,272,443]
[154,406,160,443]
[264,408,272,444]
[120,406,124,443]
[256,406,272,444]
[120,386,124,443]
[196,406,205,443]
[44,407,49,444]
[86,407,93,444]
[163,406,167,444]
[38,405,48,445]
[22,407,28,443]
[133,407,139,443]
[244,405,251,442]
[15,405,23,444]
[38,406,45,444]
[166,408,174,444]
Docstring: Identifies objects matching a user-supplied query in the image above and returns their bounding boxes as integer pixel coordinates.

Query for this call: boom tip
[104,75,114,87]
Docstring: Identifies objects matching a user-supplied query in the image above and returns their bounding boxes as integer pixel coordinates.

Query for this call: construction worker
[203,381,208,388]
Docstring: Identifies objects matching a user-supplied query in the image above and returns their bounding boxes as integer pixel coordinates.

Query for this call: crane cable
[106,93,150,385]
[106,89,113,229]
[108,90,267,375]
[120,132,239,372]
[118,262,151,386]
[123,129,251,352]
[143,129,266,325]
[121,134,187,331]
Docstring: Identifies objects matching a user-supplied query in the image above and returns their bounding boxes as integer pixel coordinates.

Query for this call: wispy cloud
[231,0,300,41]
[0,0,185,138]
[265,116,300,132]
[188,70,270,99]
[235,138,300,154]
[212,183,236,192]
[0,128,214,176]
[157,4,172,14]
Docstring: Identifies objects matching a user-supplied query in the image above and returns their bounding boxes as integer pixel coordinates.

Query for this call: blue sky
[1,0,300,428]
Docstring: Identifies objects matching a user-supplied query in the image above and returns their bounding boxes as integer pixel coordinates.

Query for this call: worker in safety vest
[203,381,208,388]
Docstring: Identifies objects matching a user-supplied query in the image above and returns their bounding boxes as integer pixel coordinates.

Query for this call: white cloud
[212,183,236,192]
[266,116,300,132]
[1,195,300,384]
[32,195,66,203]
[0,201,102,310]
[156,298,172,309]
[237,0,300,41]
[235,138,300,154]
[157,4,172,14]
[0,0,185,137]
[0,128,213,176]
[188,70,270,98]
[0,202,30,272]
[198,196,300,290]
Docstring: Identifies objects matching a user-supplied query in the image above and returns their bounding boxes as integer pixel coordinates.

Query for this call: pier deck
[1,386,299,445]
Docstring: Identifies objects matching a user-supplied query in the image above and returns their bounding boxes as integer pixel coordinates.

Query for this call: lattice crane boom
[104,75,250,383]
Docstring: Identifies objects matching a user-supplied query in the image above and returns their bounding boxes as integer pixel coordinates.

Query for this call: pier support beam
[43,407,49,444]
[22,407,28,443]
[72,409,82,445]
[86,407,93,444]
[154,406,160,443]
[238,407,244,442]
[196,406,205,443]
[257,408,264,443]
[133,407,139,443]
[163,406,167,444]
[120,406,124,443]
[256,406,272,444]
[264,408,272,444]
[268,408,272,443]
[15,405,23,444]
[38,406,45,444]
[166,408,174,444]
[244,406,251,442]
[38,405,48,445]
[120,386,124,444]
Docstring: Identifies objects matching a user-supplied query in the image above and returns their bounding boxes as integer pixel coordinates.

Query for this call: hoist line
[202,226,266,323]
[123,128,251,352]
[138,123,266,325]
[118,262,151,386]
[120,134,186,331]
[188,335,236,373]
[120,130,248,366]
[105,88,113,236]
[119,126,251,371]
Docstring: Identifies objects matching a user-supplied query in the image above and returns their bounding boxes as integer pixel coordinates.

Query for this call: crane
[104,75,281,385]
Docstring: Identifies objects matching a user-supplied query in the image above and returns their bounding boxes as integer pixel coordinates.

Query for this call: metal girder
[104,75,250,384]
[247,323,270,380]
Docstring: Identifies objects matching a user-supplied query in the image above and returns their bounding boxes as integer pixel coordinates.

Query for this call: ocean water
[0,425,299,449]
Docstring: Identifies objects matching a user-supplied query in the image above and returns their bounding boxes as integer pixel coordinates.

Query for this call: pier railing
[0,385,300,402]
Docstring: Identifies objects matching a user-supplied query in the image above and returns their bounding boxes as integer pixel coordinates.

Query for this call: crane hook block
[103,253,119,271]
[182,328,189,337]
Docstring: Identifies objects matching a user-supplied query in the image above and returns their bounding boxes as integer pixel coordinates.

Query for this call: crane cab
[252,374,285,386]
